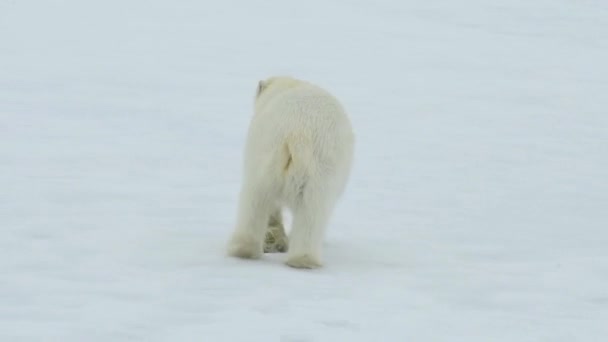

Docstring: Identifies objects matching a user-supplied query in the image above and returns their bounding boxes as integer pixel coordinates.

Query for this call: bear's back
[254,78,351,141]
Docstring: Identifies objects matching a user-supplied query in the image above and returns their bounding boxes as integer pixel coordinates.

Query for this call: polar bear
[227,76,355,269]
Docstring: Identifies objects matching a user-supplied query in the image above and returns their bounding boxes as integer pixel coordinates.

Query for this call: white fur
[227,76,355,269]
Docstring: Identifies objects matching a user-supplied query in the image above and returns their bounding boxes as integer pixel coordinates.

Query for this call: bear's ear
[256,80,267,97]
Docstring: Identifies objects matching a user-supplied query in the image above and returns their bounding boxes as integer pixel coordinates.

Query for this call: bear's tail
[282,136,314,197]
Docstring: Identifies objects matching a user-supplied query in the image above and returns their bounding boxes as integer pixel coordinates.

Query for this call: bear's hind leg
[264,208,288,253]
[227,181,276,260]
[286,188,334,269]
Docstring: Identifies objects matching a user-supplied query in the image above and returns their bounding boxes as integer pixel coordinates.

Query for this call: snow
[1,0,608,340]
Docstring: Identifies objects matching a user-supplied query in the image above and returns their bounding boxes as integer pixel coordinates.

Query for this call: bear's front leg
[264,209,289,253]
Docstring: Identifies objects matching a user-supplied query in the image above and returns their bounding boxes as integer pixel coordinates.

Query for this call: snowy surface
[2,0,608,341]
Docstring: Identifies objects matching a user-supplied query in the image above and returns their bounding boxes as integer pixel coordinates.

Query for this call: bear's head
[253,76,311,114]
[255,76,304,100]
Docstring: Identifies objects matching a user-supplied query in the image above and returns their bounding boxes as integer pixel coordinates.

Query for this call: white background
[1,0,607,340]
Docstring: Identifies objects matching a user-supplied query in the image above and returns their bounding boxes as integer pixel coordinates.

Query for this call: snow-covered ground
[2,0,607,340]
